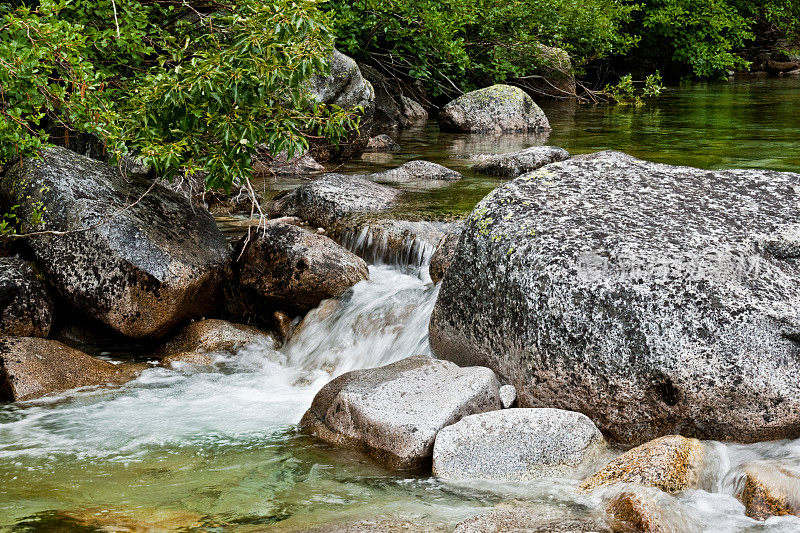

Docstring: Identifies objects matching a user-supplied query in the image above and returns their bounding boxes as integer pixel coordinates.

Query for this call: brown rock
[429,227,462,283]
[273,311,294,343]
[580,436,706,493]
[232,222,369,314]
[0,337,130,401]
[607,492,671,533]
[156,319,277,367]
[737,461,800,520]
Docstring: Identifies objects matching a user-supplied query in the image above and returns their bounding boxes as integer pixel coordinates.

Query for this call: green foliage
[0,0,358,194]
[604,72,664,106]
[324,0,637,95]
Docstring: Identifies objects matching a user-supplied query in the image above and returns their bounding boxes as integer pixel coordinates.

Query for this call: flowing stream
[2,78,800,531]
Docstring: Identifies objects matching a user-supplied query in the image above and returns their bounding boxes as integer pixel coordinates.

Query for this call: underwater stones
[429,151,800,445]
[471,146,570,177]
[580,436,707,493]
[370,160,462,183]
[454,507,613,533]
[0,337,131,401]
[499,384,517,408]
[737,461,800,520]
[429,226,462,284]
[0,257,53,338]
[300,355,501,469]
[365,134,401,152]
[432,408,605,482]
[438,84,551,134]
[156,319,277,367]
[1,146,230,339]
[267,174,400,228]
[232,222,368,314]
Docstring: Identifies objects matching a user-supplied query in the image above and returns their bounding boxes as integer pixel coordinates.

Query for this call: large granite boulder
[0,257,53,338]
[432,408,605,482]
[359,63,428,131]
[439,85,550,134]
[471,146,570,177]
[231,222,368,314]
[1,147,230,339]
[0,337,132,401]
[430,151,800,445]
[515,45,577,99]
[267,174,400,228]
[300,355,501,469]
[371,160,462,183]
[307,50,375,161]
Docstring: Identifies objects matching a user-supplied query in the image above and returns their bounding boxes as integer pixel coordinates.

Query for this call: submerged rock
[371,160,462,183]
[0,257,53,338]
[365,134,401,152]
[439,84,551,134]
[432,408,605,482]
[300,355,501,469]
[429,226,462,284]
[737,461,800,520]
[0,337,131,401]
[454,506,613,533]
[580,436,707,493]
[1,147,230,339]
[156,319,277,367]
[231,222,368,314]
[471,146,570,177]
[430,151,800,445]
[267,174,400,228]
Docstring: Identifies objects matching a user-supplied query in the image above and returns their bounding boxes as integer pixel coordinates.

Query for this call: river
[1,78,799,531]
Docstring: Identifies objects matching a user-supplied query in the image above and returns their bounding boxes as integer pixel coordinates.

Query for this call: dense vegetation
[1,0,798,228]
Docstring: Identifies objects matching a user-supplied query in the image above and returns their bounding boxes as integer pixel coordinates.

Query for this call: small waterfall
[339,226,437,271]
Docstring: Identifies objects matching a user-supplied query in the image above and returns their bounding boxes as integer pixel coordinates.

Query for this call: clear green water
[2,79,800,532]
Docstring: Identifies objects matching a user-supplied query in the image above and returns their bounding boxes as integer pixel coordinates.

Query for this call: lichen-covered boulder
[331,214,450,268]
[0,257,53,338]
[580,436,708,493]
[439,85,550,134]
[432,408,605,482]
[430,151,800,445]
[471,146,570,177]
[737,461,800,520]
[370,160,461,183]
[1,147,230,339]
[300,355,501,469]
[231,222,368,314]
[429,226,462,284]
[0,337,132,401]
[267,174,400,228]
[307,50,375,161]
[156,319,278,367]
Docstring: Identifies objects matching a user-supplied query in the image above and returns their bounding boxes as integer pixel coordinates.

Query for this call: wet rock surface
[432,408,605,481]
[300,355,501,469]
[454,506,614,533]
[439,84,551,134]
[0,337,132,401]
[371,160,462,183]
[430,151,800,445]
[156,319,278,367]
[1,147,230,339]
[429,226,462,284]
[267,174,400,228]
[737,460,800,520]
[0,257,53,338]
[606,491,673,533]
[580,436,707,493]
[471,146,570,177]
[231,222,368,314]
[365,134,401,152]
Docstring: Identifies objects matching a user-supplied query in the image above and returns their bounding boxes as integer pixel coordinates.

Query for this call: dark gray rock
[0,257,53,338]
[471,146,570,177]
[0,337,134,401]
[365,134,401,152]
[439,85,551,134]
[231,222,368,314]
[371,160,461,183]
[308,50,375,161]
[430,151,800,445]
[515,45,577,99]
[300,355,501,469]
[267,173,400,228]
[432,408,605,481]
[429,226,462,284]
[2,147,230,339]
[359,64,428,131]
[254,150,324,176]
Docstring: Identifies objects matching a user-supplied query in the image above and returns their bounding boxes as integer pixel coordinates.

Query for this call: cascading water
[338,226,438,276]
